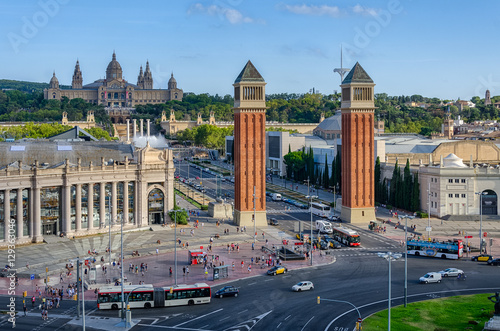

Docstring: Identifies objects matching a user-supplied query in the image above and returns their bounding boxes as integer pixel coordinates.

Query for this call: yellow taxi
[267,265,288,276]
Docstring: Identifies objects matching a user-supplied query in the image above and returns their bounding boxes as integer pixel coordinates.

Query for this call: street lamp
[169,208,185,286]
[377,252,402,331]
[475,191,486,253]
[398,214,414,308]
[252,186,257,245]
[306,194,318,266]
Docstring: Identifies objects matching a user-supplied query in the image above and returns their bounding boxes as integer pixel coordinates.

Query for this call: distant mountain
[0,79,71,93]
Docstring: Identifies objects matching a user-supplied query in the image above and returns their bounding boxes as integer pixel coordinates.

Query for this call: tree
[323,155,329,188]
[403,159,413,210]
[411,173,420,212]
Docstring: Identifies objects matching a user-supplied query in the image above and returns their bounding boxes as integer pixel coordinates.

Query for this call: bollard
[126,310,131,324]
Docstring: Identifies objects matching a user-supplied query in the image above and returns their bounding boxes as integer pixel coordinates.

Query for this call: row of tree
[0,122,112,141]
[283,147,341,191]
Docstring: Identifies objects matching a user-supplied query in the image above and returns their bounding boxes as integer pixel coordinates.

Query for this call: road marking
[248,282,257,286]
[174,308,223,327]
[276,322,282,328]
[220,316,231,321]
[285,314,292,320]
[301,316,315,331]
[238,309,248,315]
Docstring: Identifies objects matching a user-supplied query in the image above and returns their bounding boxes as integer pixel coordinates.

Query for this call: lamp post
[427,181,431,240]
[306,194,318,266]
[108,193,112,272]
[119,214,125,324]
[169,208,184,286]
[475,191,486,253]
[252,186,257,245]
[377,252,402,331]
[398,214,413,308]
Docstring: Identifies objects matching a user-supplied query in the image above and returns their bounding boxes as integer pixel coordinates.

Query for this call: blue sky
[1,1,499,100]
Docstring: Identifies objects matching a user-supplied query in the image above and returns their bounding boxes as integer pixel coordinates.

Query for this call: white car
[419,272,442,284]
[292,281,314,292]
[439,268,464,277]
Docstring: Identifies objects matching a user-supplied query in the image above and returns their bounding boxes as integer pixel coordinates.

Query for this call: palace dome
[106,51,123,81]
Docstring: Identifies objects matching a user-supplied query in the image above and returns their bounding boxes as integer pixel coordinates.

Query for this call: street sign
[483,232,487,237]
[425,226,432,232]
[464,236,473,239]
[30,274,35,280]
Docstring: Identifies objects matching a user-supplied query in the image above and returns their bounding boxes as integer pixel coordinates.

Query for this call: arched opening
[148,188,164,224]
[481,189,497,215]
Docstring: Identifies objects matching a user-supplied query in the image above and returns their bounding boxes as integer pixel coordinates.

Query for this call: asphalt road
[3,237,499,330]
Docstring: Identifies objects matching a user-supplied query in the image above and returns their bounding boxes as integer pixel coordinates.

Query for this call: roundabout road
[89,251,500,330]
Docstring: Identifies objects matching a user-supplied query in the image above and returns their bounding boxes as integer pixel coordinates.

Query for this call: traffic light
[23,291,27,298]
[317,296,320,304]
[170,287,173,294]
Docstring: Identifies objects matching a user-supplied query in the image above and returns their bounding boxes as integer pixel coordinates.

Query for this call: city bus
[332,227,361,246]
[406,239,463,259]
[310,202,331,218]
[97,283,211,310]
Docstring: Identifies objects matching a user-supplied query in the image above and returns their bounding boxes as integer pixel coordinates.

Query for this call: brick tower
[233,61,267,227]
[340,62,376,224]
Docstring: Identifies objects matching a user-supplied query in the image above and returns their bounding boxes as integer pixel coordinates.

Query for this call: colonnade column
[87,183,94,230]
[140,119,144,136]
[100,183,106,228]
[75,184,82,232]
[126,119,130,142]
[63,185,71,234]
[133,119,137,139]
[33,187,41,241]
[4,189,10,241]
[123,181,129,226]
[111,182,117,225]
[16,188,23,239]
[146,119,150,137]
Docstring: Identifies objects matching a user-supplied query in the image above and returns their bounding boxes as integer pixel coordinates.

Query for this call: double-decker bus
[97,283,211,310]
[310,202,331,218]
[406,239,463,259]
[332,227,361,246]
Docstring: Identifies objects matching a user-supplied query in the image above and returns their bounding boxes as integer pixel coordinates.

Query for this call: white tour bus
[310,202,331,218]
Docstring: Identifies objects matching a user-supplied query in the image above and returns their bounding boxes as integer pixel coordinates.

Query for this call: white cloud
[188,3,255,24]
[352,4,379,16]
[281,4,341,17]
[279,3,381,17]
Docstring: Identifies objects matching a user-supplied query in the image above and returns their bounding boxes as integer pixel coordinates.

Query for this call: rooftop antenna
[334,45,350,83]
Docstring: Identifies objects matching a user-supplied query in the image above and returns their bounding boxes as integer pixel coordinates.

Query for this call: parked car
[419,272,442,284]
[326,239,342,249]
[267,265,287,275]
[439,268,464,277]
[487,258,500,266]
[328,215,341,222]
[471,254,493,262]
[292,281,314,292]
[214,286,239,298]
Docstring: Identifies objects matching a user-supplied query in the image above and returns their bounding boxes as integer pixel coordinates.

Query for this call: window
[455,194,459,198]
[448,179,453,183]
[455,179,459,183]
[431,178,433,182]
[448,194,453,198]
[461,179,466,183]
[461,194,466,198]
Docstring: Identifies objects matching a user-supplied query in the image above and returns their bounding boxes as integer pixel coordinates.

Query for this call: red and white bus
[406,239,463,259]
[97,283,211,310]
[332,227,361,246]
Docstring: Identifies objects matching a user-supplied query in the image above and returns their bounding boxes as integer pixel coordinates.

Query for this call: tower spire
[334,45,350,83]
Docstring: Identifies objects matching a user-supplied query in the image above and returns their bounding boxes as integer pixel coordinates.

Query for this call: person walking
[186,266,189,276]
[169,267,173,277]
[23,303,27,316]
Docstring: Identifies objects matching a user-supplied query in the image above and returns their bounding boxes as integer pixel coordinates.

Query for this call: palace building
[0,139,175,247]
[44,52,183,110]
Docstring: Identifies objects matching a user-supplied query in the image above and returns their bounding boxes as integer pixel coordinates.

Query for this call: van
[419,272,442,284]
[271,193,282,201]
[316,220,333,234]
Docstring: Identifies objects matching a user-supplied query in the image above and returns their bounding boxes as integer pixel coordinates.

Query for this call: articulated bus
[310,202,331,218]
[97,283,211,310]
[332,227,361,246]
[406,239,463,259]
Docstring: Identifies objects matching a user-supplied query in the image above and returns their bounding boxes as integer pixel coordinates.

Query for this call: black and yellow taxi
[471,254,493,262]
[267,265,288,276]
